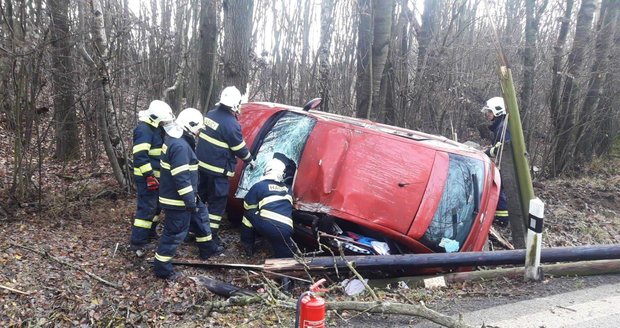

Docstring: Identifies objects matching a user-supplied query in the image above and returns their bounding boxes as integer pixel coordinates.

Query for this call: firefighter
[130,100,175,256]
[154,108,221,280]
[482,97,511,226]
[196,86,255,245]
[240,156,294,259]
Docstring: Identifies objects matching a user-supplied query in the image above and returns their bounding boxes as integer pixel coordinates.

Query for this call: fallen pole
[264,244,620,274]
[369,259,620,288]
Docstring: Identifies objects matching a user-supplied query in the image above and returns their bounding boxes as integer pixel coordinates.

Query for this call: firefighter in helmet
[130,100,175,256]
[196,86,255,246]
[482,97,511,226]
[154,108,221,280]
[240,155,295,259]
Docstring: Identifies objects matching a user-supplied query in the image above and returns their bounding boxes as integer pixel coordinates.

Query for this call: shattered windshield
[421,154,484,252]
[235,111,316,198]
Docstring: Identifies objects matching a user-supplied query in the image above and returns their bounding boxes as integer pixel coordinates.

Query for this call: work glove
[248,159,257,171]
[146,175,160,191]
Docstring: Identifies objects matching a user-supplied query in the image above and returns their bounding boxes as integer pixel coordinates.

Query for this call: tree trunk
[552,0,595,175]
[223,0,254,94]
[87,0,128,188]
[49,0,79,160]
[198,0,217,112]
[318,0,334,113]
[574,0,619,161]
[355,0,372,118]
[355,0,393,120]
[520,0,547,145]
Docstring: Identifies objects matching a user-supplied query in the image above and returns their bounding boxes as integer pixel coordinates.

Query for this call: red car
[228,100,501,255]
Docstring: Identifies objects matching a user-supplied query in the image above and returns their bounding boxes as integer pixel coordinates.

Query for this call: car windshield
[421,153,484,252]
[235,111,316,198]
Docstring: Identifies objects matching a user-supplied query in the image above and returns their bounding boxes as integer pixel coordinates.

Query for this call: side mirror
[302,98,322,111]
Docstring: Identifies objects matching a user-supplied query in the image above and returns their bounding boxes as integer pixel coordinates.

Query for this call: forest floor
[1,141,619,327]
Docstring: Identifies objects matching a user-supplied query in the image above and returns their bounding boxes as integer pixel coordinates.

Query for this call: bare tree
[223,0,254,94]
[49,0,79,160]
[198,0,218,112]
[355,0,393,119]
[318,0,335,112]
[551,0,596,175]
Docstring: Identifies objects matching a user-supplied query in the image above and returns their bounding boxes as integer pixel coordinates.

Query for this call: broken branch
[0,284,32,295]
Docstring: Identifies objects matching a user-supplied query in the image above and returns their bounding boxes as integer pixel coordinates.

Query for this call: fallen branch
[0,284,32,295]
[10,243,121,289]
[325,301,477,328]
[489,226,514,250]
[200,276,477,328]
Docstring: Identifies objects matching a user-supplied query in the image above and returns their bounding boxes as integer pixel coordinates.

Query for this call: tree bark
[355,0,393,120]
[574,0,619,161]
[87,0,128,188]
[223,0,254,94]
[49,0,79,160]
[318,0,334,113]
[198,0,217,112]
[552,0,595,175]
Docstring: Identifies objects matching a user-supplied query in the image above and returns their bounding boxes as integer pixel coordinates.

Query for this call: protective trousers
[153,201,217,278]
[130,177,160,247]
[198,173,229,240]
[241,217,294,258]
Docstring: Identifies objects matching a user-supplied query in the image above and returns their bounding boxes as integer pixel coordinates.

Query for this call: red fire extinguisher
[295,278,327,328]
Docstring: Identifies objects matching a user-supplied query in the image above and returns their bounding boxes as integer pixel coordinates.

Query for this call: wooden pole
[525,198,544,280]
[498,66,536,233]
[264,245,620,275]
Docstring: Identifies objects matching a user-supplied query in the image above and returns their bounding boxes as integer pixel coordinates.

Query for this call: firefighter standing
[196,86,255,245]
[154,108,221,279]
[482,97,512,226]
[240,156,294,259]
[130,100,175,256]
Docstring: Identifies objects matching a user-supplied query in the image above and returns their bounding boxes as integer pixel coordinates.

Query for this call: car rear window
[235,111,316,198]
[421,153,485,252]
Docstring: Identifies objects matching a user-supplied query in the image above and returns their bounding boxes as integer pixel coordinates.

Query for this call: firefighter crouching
[196,86,256,246]
[240,156,295,259]
[130,100,175,256]
[154,108,222,280]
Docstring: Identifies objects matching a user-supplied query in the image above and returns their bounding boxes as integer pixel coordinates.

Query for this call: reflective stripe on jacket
[196,105,251,177]
[132,120,164,177]
[158,133,199,209]
[243,179,294,229]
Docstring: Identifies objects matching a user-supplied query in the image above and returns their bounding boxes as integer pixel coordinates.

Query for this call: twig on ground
[112,242,119,259]
[9,243,122,289]
[339,245,379,301]
[0,284,32,295]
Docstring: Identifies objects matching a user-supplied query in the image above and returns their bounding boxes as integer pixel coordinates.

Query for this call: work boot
[493,217,509,228]
[200,244,225,260]
[184,232,196,243]
[157,271,184,282]
[129,243,147,258]
[241,242,254,257]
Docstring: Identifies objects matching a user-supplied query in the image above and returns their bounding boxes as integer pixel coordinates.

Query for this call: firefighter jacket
[158,132,200,210]
[242,179,294,230]
[196,105,252,177]
[486,114,511,158]
[132,119,164,178]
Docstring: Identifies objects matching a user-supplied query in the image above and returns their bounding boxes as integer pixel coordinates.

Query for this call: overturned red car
[227,100,501,256]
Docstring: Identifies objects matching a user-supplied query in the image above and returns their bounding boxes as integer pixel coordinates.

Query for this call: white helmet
[482,97,506,117]
[174,108,204,136]
[262,157,286,182]
[219,86,242,113]
[146,100,175,126]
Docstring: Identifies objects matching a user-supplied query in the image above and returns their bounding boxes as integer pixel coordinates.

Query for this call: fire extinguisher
[295,278,327,328]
